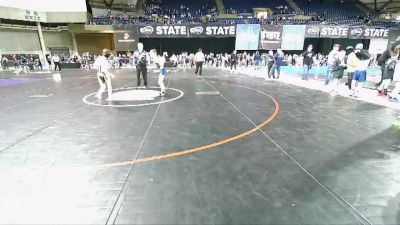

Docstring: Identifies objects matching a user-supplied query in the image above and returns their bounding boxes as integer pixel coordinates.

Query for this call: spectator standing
[254,51,261,70]
[194,48,205,76]
[267,50,275,76]
[301,45,315,81]
[377,41,400,87]
[325,44,340,85]
[389,57,400,102]
[2,56,8,70]
[351,43,370,97]
[331,50,346,93]
[287,54,293,66]
[269,48,284,79]
[378,50,398,97]
[53,55,61,71]
[344,46,357,90]
[12,54,17,69]
[230,50,238,73]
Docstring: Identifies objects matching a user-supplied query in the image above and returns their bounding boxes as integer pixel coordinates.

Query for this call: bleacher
[91,15,157,25]
[90,0,394,26]
[321,15,365,26]
[213,18,259,24]
[159,0,216,15]
[143,0,217,17]
[370,20,400,28]
[223,0,291,14]
[91,15,374,26]
[295,0,363,18]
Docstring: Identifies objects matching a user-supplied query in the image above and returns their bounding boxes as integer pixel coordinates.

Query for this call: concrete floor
[0,67,399,225]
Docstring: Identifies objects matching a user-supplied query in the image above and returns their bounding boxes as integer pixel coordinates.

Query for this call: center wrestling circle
[82,86,184,107]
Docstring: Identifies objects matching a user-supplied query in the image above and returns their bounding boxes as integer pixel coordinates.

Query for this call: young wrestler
[158,53,167,96]
[150,50,168,96]
[93,49,114,101]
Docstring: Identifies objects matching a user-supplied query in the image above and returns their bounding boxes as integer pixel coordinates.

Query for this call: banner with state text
[187,24,236,38]
[319,26,349,38]
[363,27,390,39]
[138,24,236,38]
[318,26,389,39]
[259,25,283,50]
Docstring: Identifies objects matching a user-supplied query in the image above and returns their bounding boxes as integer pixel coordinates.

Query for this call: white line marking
[82,86,184,107]
[28,94,54,98]
[195,91,220,95]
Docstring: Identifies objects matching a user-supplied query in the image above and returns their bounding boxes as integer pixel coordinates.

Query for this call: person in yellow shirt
[344,46,358,92]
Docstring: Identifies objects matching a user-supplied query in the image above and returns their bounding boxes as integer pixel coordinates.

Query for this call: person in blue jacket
[254,51,261,70]
[268,48,284,79]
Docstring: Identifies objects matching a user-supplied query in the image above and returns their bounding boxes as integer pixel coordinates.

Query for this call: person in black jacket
[267,50,274,76]
[378,50,399,96]
[344,46,355,90]
[331,50,346,94]
[377,41,400,86]
[1,56,8,70]
[230,50,237,73]
[135,43,148,88]
[301,44,314,81]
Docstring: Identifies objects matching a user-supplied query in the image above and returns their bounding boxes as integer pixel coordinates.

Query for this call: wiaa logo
[307,27,319,35]
[351,28,363,36]
[140,26,154,34]
[123,33,130,40]
[189,26,203,34]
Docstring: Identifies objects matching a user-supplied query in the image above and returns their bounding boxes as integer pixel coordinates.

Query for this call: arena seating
[223,0,291,14]
[295,0,363,18]
[144,0,217,16]
[370,20,400,27]
[158,0,216,14]
[90,0,393,26]
[91,16,157,25]
[91,15,379,26]
[213,18,259,24]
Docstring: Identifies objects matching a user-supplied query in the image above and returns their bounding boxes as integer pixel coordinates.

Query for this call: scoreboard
[0,0,87,23]
[0,0,87,12]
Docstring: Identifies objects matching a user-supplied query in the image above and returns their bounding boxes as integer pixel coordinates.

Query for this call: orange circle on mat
[96,83,280,169]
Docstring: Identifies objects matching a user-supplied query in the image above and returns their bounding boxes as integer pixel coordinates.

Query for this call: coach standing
[194,48,205,76]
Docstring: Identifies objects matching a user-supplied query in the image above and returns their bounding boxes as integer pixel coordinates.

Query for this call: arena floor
[0,67,399,225]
